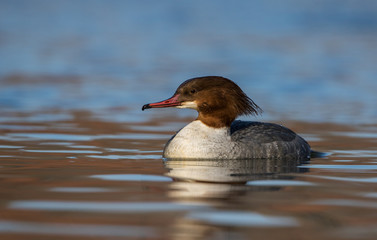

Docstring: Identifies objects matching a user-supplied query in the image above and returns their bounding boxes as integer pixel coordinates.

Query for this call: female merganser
[142,76,311,159]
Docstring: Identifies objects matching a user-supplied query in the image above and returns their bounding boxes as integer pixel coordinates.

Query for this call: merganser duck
[142,76,311,159]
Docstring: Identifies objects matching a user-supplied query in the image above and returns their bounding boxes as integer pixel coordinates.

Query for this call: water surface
[1,1,377,239]
[0,110,376,239]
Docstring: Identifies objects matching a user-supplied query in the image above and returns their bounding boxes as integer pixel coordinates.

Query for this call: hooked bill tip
[142,104,150,111]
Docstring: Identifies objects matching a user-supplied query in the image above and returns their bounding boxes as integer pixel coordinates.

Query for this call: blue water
[0,0,377,123]
[1,5,377,238]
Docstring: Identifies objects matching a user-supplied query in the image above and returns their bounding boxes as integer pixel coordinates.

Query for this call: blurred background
[1,0,376,124]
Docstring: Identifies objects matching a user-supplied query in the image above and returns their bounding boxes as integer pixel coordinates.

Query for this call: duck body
[163,120,310,159]
[142,76,311,160]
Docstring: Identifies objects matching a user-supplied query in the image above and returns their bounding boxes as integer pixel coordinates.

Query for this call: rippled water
[0,111,376,239]
[1,1,377,239]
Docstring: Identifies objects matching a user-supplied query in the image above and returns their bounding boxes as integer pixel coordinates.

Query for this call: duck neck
[197,112,235,128]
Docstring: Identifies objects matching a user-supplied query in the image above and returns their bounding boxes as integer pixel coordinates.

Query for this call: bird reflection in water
[164,158,308,199]
[163,158,308,240]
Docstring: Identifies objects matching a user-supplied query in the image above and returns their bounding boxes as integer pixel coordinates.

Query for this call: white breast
[163,120,235,159]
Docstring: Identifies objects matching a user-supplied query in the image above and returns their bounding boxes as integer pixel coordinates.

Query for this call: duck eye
[190,89,197,94]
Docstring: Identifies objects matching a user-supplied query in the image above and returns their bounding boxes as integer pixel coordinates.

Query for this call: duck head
[142,76,262,128]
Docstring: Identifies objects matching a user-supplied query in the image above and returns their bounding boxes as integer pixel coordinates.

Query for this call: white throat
[176,100,198,110]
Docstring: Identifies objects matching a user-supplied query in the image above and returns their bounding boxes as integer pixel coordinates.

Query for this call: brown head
[142,76,262,128]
